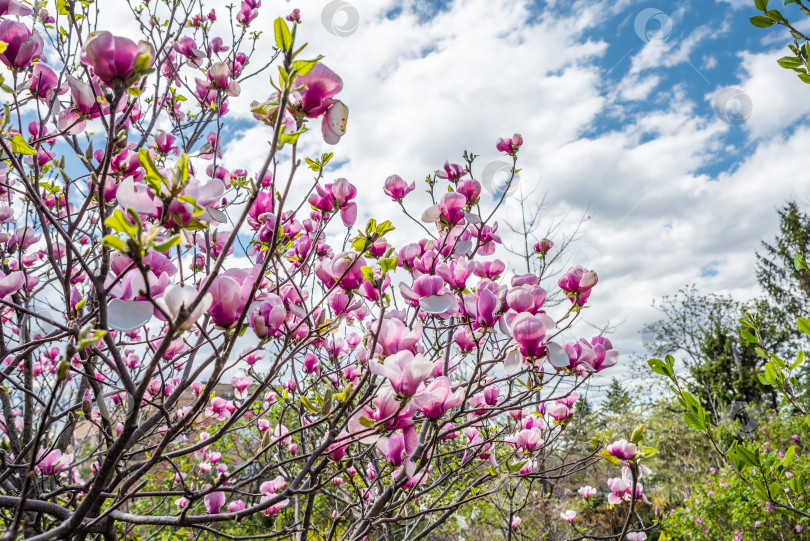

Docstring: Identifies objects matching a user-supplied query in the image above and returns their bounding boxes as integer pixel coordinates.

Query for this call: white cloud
[91,0,810,384]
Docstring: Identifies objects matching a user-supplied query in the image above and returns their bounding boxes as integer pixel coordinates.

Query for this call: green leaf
[278,125,307,147]
[737,445,760,468]
[681,391,700,412]
[796,253,810,272]
[358,416,376,428]
[56,360,70,382]
[749,15,776,26]
[782,446,795,467]
[360,266,375,282]
[138,149,166,191]
[379,257,398,274]
[291,56,324,77]
[797,317,810,335]
[766,9,787,22]
[647,358,673,377]
[758,371,774,385]
[177,153,190,184]
[799,73,810,84]
[77,324,107,349]
[600,449,621,466]
[683,411,705,430]
[105,209,138,237]
[790,351,804,371]
[755,0,768,9]
[151,235,182,253]
[630,424,645,444]
[777,56,803,68]
[274,17,293,51]
[740,329,759,343]
[10,134,36,155]
[375,220,396,236]
[300,395,319,414]
[101,235,127,253]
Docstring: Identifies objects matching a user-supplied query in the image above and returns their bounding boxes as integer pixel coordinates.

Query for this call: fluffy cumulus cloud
[96,0,810,386]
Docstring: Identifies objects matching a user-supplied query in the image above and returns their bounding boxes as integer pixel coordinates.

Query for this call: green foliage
[664,418,809,540]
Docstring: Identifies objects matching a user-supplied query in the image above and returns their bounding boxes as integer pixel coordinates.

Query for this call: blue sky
[94,0,810,388]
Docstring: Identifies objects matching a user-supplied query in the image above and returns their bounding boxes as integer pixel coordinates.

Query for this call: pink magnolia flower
[0,271,25,298]
[296,63,342,118]
[155,284,212,331]
[421,192,467,226]
[286,9,301,22]
[506,284,546,314]
[205,397,234,421]
[607,472,650,505]
[558,265,598,295]
[511,312,547,358]
[556,392,580,408]
[412,377,464,418]
[206,273,254,328]
[0,21,43,68]
[547,403,571,421]
[578,485,597,499]
[0,0,34,15]
[204,491,225,514]
[262,498,289,515]
[25,64,65,102]
[456,178,481,204]
[534,238,553,255]
[436,161,467,182]
[248,190,275,229]
[308,178,357,226]
[293,62,349,144]
[237,1,259,25]
[474,259,506,280]
[511,516,522,529]
[80,31,155,88]
[228,499,246,515]
[514,427,543,452]
[496,133,523,155]
[384,174,416,201]
[436,257,475,290]
[377,433,408,467]
[627,533,647,541]
[368,350,433,398]
[230,376,252,399]
[250,295,287,338]
[315,251,366,290]
[563,337,619,374]
[302,352,319,374]
[260,475,286,495]
[560,509,576,523]
[607,439,637,461]
[35,449,73,476]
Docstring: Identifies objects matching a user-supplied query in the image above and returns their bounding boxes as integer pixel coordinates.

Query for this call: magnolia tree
[0,1,646,540]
